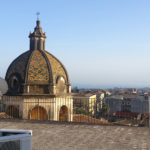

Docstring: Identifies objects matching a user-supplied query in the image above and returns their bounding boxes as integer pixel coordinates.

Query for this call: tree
[76,108,88,116]
[101,103,110,117]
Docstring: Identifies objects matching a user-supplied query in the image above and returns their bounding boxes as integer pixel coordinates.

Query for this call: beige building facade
[2,95,73,121]
[73,94,97,115]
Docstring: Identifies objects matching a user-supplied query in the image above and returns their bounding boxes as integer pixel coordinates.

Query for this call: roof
[0,120,149,150]
[72,93,96,98]
[5,19,71,95]
[113,111,139,117]
[6,49,70,85]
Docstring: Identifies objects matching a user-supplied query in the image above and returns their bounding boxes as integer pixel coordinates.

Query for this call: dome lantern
[29,19,46,51]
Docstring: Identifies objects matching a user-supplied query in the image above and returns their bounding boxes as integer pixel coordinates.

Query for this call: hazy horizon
[0,75,149,89]
[71,83,150,89]
[0,0,150,88]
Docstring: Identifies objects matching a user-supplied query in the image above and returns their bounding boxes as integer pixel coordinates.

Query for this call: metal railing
[0,96,149,127]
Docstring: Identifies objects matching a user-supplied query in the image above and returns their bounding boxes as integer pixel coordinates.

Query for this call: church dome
[5,20,71,95]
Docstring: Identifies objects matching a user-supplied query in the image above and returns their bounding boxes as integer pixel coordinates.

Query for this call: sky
[0,0,150,88]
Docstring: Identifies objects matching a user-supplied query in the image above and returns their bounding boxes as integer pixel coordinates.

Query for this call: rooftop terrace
[0,120,149,150]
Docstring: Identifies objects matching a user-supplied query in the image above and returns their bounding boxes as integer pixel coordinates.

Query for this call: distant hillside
[0,77,8,94]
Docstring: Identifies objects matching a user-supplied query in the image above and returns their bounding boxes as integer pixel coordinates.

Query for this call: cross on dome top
[36,12,40,20]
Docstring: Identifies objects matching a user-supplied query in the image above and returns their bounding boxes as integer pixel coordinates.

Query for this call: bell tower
[29,13,46,51]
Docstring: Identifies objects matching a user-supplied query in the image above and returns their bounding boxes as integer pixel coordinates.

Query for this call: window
[11,76,19,92]
[56,76,66,94]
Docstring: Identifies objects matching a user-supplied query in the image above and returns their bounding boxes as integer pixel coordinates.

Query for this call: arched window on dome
[10,76,20,93]
[56,76,66,94]
[13,79,18,89]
